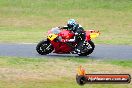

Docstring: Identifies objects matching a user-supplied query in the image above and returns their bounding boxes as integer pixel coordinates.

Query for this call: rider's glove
[61,39,69,42]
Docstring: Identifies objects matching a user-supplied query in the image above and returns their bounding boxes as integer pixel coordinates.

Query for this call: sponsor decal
[76,66,131,85]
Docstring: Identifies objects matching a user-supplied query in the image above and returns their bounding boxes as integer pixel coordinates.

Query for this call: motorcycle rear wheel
[78,40,95,56]
[36,40,54,55]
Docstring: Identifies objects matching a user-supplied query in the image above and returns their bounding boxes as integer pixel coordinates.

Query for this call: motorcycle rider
[60,19,86,53]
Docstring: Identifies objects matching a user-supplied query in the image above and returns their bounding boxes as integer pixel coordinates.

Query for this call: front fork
[46,43,52,50]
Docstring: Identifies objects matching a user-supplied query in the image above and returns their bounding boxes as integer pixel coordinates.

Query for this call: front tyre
[78,40,95,56]
[36,40,54,55]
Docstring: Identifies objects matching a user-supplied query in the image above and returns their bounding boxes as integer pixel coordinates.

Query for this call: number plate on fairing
[47,34,58,41]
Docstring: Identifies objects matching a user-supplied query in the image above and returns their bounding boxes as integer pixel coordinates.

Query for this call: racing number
[47,34,58,41]
[48,35,53,38]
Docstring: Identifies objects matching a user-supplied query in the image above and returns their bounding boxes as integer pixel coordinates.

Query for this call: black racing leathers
[61,24,86,52]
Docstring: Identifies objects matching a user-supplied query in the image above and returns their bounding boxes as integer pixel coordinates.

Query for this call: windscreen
[51,27,60,34]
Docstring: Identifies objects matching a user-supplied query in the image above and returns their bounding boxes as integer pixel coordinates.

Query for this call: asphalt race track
[0,43,132,60]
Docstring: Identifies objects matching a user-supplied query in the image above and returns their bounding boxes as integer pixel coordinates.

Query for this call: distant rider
[60,19,86,53]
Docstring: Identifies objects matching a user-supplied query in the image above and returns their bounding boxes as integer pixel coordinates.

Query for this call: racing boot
[75,48,81,54]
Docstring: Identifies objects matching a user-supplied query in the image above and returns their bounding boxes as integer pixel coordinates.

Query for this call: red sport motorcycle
[36,27,100,56]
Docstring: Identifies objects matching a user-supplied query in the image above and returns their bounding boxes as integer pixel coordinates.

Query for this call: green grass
[0,0,132,44]
[107,60,132,68]
[0,56,132,88]
[0,0,132,87]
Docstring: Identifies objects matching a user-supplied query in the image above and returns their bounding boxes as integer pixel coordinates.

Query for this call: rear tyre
[36,40,54,55]
[78,40,95,56]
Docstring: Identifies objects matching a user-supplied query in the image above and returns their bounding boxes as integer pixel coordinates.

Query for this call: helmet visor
[67,24,74,28]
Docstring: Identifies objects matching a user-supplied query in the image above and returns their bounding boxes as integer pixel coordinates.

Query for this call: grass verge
[106,60,132,68]
[0,0,132,44]
[0,56,131,88]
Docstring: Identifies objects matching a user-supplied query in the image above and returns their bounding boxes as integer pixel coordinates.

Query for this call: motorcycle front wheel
[36,40,54,55]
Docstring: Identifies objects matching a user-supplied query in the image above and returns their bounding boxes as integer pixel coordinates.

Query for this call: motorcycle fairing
[50,40,74,53]
[47,34,58,41]
[48,29,99,54]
